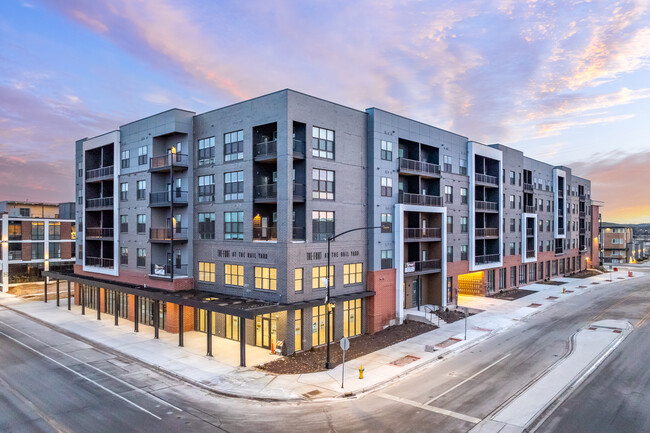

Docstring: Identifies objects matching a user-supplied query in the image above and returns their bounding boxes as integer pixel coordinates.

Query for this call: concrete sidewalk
[0,269,642,401]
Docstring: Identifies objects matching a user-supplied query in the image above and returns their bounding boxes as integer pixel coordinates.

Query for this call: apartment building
[600,223,639,264]
[46,89,598,363]
[0,201,76,292]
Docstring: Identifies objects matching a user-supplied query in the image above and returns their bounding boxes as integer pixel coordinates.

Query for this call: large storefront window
[295,309,302,352]
[105,289,129,319]
[196,310,216,334]
[312,305,334,346]
[139,298,166,330]
[81,284,98,310]
[343,300,361,338]
[255,314,277,349]
[225,314,240,341]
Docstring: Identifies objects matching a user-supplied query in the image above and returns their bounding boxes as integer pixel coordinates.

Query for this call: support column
[1,214,8,293]
[114,292,119,326]
[96,286,101,320]
[56,279,60,307]
[240,317,246,367]
[44,279,47,303]
[81,284,85,315]
[206,311,213,357]
[67,281,71,310]
[178,306,184,347]
[134,295,139,332]
[154,300,160,339]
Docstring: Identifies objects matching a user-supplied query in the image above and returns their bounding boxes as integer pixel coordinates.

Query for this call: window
[198,262,215,282]
[499,268,506,290]
[518,196,522,210]
[312,126,335,159]
[198,175,215,202]
[510,218,516,232]
[510,242,516,255]
[343,263,363,285]
[137,180,146,200]
[8,222,21,240]
[48,242,61,259]
[32,243,44,259]
[460,217,468,233]
[77,190,83,205]
[121,150,130,169]
[447,246,453,262]
[313,169,335,200]
[547,220,551,231]
[547,200,551,212]
[509,171,515,185]
[510,266,517,287]
[198,137,216,165]
[312,211,334,241]
[255,267,277,290]
[447,216,453,233]
[138,145,147,165]
[461,245,468,260]
[120,247,128,265]
[295,268,303,291]
[136,248,146,268]
[381,177,393,197]
[381,213,392,233]
[518,172,522,186]
[344,299,362,338]
[295,309,302,351]
[381,250,393,269]
[224,130,244,162]
[137,214,146,234]
[312,305,334,346]
[539,240,543,252]
[381,140,393,160]
[31,222,44,240]
[445,185,453,203]
[120,182,128,201]
[460,187,468,204]
[510,195,515,209]
[78,162,83,178]
[225,264,244,286]
[224,171,244,201]
[546,240,551,252]
[443,155,453,172]
[224,211,244,240]
[459,159,467,175]
[539,220,543,232]
[198,212,215,240]
[48,222,61,240]
[312,266,334,289]
[519,265,527,284]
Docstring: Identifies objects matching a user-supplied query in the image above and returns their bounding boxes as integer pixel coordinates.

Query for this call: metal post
[178,305,184,347]
[67,281,71,310]
[44,279,47,303]
[56,279,60,306]
[239,317,246,367]
[464,308,468,340]
[96,287,101,320]
[81,285,85,315]
[342,350,346,389]
[154,300,159,339]
[134,295,139,332]
[207,311,213,357]
[325,237,332,369]
[170,150,174,280]
[114,292,119,326]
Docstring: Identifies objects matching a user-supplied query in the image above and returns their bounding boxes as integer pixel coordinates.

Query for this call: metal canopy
[43,271,375,319]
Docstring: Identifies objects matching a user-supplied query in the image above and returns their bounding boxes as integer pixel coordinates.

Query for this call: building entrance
[255,314,276,349]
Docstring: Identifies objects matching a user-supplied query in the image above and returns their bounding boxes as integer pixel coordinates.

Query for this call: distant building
[600,223,638,264]
[0,201,76,291]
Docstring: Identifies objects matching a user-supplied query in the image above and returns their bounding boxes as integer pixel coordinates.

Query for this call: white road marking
[0,318,182,412]
[425,353,511,405]
[376,392,481,424]
[0,331,162,420]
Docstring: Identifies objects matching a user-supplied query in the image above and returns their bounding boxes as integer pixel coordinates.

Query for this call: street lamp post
[170,146,176,280]
[324,225,385,370]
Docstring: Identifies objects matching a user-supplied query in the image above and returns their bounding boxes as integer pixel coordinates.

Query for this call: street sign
[340,337,350,351]
[340,337,350,389]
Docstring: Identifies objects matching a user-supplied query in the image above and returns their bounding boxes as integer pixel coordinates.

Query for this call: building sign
[405,262,415,273]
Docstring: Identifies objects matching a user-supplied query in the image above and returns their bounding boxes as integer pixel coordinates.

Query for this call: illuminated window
[312,305,334,346]
[295,268,303,291]
[343,263,363,285]
[255,267,277,291]
[198,262,215,283]
[312,265,334,289]
[344,299,362,337]
[225,264,244,287]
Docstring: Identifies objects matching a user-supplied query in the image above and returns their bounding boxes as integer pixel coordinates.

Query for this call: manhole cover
[528,303,542,308]
[390,355,421,367]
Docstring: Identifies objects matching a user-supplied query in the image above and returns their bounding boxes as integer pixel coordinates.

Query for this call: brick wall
[165,304,195,333]
[367,268,396,334]
[73,265,194,292]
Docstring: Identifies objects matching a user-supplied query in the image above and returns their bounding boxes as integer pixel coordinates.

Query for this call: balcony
[86,166,114,182]
[526,228,535,236]
[475,228,499,238]
[404,259,442,274]
[404,227,442,241]
[293,139,306,158]
[525,205,535,214]
[398,158,441,177]
[149,227,188,242]
[398,192,443,207]
[579,227,586,234]
[149,191,188,207]
[555,246,564,255]
[86,257,114,268]
[579,211,586,218]
[475,200,499,212]
[293,183,306,202]
[86,197,113,210]
[475,173,499,186]
[254,140,277,161]
[85,227,114,239]
[523,183,533,192]
[149,153,189,172]
[150,264,188,278]
[292,226,306,241]
[579,244,587,252]
[579,194,586,201]
[8,251,22,260]
[558,228,565,236]
[475,254,500,265]
[254,184,277,202]
[253,226,277,241]
[526,250,536,258]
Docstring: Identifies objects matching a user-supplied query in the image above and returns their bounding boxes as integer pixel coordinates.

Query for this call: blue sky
[1,0,649,222]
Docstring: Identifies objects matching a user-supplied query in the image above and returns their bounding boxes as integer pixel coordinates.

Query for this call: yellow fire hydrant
[359,365,364,379]
[562,288,566,294]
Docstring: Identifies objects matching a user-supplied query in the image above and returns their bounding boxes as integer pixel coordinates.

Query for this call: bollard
[359,365,364,379]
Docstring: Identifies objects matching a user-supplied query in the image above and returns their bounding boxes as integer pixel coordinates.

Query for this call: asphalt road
[0,269,648,433]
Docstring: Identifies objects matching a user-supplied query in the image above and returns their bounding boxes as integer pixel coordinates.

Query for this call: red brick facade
[367,268,396,334]
[73,264,194,292]
[165,304,195,333]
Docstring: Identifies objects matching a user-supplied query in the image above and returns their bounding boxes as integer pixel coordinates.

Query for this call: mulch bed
[537,280,566,286]
[567,270,602,279]
[257,321,436,374]
[489,289,537,301]
[433,309,476,324]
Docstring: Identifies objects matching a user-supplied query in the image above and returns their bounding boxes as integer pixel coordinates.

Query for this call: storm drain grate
[617,277,625,280]
[613,329,623,333]
[578,285,587,288]
[390,355,421,367]
[528,303,542,308]
[435,337,462,349]
[565,290,574,293]
[591,282,600,285]
[303,390,322,398]
[588,327,597,330]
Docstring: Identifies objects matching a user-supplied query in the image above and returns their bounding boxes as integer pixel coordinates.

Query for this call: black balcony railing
[558,227,565,235]
[149,153,189,170]
[579,244,587,252]
[86,256,114,268]
[293,139,306,156]
[475,254,500,265]
[86,227,114,238]
[405,259,442,274]
[151,263,188,277]
[255,183,277,200]
[475,173,499,186]
[523,183,533,192]
[526,250,536,258]
[579,227,586,234]
[254,140,277,158]
[398,192,443,206]
[86,165,114,180]
[398,158,441,176]
[149,227,188,241]
[526,228,535,236]
[525,205,536,213]
[475,200,499,211]
[86,197,113,209]
[293,183,306,200]
[404,227,442,240]
[149,190,188,206]
[579,211,586,218]
[476,228,499,237]
[253,226,277,241]
[292,226,306,240]
[579,194,586,201]
[8,251,22,260]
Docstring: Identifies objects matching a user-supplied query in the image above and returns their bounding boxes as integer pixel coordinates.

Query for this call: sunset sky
[1,0,649,223]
